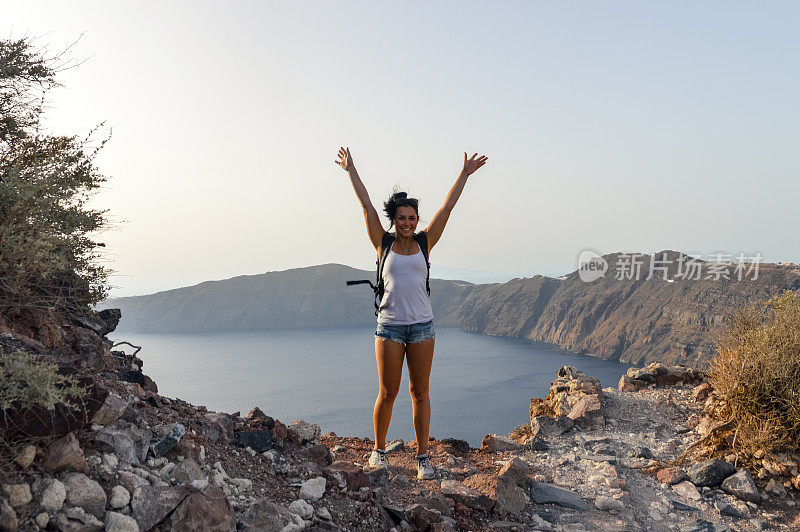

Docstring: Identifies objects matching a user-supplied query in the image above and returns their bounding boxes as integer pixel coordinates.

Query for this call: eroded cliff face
[443,252,800,368]
[102,252,800,369]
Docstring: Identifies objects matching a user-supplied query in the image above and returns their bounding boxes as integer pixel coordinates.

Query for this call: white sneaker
[368,449,388,469]
[416,454,435,480]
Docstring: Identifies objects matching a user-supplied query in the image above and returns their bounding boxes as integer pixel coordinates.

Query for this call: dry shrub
[710,290,800,456]
[0,349,87,413]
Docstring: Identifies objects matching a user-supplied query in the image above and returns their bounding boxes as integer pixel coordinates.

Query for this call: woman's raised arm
[335,146,385,253]
[424,152,488,251]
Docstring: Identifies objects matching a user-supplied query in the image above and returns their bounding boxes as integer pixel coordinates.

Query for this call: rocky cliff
[100,252,800,369]
[2,309,799,531]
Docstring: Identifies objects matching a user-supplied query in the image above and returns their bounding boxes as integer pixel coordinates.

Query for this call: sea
[109,326,633,448]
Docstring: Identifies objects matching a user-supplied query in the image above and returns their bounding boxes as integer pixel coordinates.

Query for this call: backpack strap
[374,231,395,316]
[413,231,431,296]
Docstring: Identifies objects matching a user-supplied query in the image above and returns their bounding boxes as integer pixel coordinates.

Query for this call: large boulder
[462,473,528,516]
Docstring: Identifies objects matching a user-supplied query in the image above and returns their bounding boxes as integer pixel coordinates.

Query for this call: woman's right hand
[335,146,355,172]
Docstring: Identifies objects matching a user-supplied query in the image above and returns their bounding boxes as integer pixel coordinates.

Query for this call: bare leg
[373,337,405,451]
[405,338,435,455]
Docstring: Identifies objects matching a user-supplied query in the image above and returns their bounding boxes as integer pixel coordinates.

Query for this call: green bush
[711,290,800,455]
[0,37,111,317]
[0,349,87,413]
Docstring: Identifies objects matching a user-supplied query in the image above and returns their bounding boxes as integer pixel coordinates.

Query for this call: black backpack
[346,231,431,316]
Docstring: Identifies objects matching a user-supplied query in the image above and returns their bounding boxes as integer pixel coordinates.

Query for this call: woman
[335,146,488,480]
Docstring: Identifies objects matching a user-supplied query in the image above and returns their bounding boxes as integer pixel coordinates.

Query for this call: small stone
[149,423,186,458]
[230,478,253,491]
[721,469,759,503]
[14,445,36,469]
[110,485,131,509]
[385,439,405,452]
[481,434,523,453]
[595,496,624,511]
[53,506,103,530]
[288,420,322,444]
[657,467,688,485]
[104,510,140,532]
[288,498,313,519]
[1,483,32,508]
[687,459,736,487]
[672,481,701,501]
[62,472,107,519]
[635,446,654,459]
[0,498,17,531]
[299,477,326,500]
[36,478,66,513]
[172,458,205,484]
[765,478,787,498]
[35,511,49,528]
[42,432,87,473]
[316,506,332,520]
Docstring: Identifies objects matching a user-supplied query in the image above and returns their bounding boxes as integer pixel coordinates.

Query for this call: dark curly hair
[382,188,420,230]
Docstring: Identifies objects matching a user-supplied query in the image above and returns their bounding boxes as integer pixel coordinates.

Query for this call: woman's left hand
[461,152,488,177]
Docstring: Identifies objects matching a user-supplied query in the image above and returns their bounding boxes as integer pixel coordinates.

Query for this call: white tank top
[377,247,434,325]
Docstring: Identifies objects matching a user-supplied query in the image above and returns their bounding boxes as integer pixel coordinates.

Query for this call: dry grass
[710,290,800,456]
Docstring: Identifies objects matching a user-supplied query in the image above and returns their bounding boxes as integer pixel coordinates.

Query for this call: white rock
[191,479,209,490]
[35,512,49,528]
[289,498,314,519]
[109,485,130,509]
[37,478,66,513]
[289,420,322,444]
[230,478,253,491]
[102,453,119,470]
[104,510,140,532]
[595,496,624,511]
[672,480,701,501]
[213,461,229,479]
[2,483,32,507]
[299,477,326,501]
[211,471,226,487]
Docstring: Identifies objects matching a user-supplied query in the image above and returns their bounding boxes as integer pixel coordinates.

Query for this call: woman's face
[394,205,418,237]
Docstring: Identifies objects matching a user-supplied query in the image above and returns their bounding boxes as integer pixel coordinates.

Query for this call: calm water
[110,326,633,447]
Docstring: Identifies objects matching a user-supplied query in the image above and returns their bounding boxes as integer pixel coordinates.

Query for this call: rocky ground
[2,312,800,531]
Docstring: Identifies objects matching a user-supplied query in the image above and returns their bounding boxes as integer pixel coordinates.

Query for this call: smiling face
[394,205,419,237]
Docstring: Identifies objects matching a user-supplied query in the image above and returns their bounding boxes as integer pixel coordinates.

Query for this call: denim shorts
[375,320,435,345]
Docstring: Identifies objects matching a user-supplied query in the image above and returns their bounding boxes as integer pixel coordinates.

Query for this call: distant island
[100,251,800,369]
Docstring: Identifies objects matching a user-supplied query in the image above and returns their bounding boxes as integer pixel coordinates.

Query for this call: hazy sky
[3,2,799,296]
